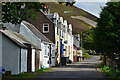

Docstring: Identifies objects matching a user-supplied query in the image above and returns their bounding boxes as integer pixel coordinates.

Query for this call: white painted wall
[21,49,27,73]
[32,49,35,72]
[0,32,2,78]
[43,44,49,68]
[39,50,41,69]
[20,22,41,49]
[71,36,74,61]
[40,42,55,68]
[64,20,68,41]
[40,43,44,65]
[68,33,74,61]
[2,34,20,74]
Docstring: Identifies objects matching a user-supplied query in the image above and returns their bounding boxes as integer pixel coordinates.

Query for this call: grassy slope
[45,2,97,34]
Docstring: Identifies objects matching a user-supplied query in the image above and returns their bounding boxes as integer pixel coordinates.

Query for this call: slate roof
[1,29,39,49]
[46,14,54,19]
[22,21,54,44]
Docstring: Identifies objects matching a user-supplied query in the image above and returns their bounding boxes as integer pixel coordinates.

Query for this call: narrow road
[36,56,106,79]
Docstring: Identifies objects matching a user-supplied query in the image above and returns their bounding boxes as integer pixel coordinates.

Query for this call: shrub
[103,66,110,71]
[99,61,104,68]
[83,53,92,59]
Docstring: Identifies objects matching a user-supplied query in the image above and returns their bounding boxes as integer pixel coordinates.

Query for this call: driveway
[36,56,106,79]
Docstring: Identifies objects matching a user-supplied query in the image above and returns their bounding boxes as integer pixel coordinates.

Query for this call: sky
[74,0,108,17]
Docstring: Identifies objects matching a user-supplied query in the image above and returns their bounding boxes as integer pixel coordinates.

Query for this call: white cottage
[68,24,74,62]
[1,29,40,74]
[19,21,42,72]
[1,30,28,74]
[20,21,55,68]
[63,20,69,57]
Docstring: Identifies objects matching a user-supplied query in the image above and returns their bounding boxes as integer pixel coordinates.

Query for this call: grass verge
[3,68,52,79]
[2,72,37,79]
[99,61,120,80]
[35,68,52,74]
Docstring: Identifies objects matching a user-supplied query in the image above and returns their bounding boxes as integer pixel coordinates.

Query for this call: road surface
[36,56,106,79]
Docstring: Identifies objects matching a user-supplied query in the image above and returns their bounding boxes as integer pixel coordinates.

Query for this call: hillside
[45,2,97,34]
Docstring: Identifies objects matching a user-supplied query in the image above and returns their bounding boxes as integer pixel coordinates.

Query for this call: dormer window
[43,23,49,33]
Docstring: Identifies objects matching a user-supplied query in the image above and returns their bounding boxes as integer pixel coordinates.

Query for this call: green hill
[45,2,97,34]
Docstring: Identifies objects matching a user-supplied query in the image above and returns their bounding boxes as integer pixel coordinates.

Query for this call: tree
[2,2,46,24]
[82,29,94,50]
[94,2,120,63]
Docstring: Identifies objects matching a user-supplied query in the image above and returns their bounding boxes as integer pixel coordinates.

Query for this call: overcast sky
[74,0,108,17]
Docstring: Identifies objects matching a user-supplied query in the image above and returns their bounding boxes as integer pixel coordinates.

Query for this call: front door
[51,46,55,66]
[43,45,50,68]
[60,39,63,65]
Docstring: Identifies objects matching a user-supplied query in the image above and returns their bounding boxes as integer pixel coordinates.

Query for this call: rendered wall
[20,23,41,49]
[21,49,27,73]
[2,34,20,74]
[32,49,35,72]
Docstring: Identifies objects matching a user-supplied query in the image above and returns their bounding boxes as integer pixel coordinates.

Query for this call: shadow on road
[36,56,106,78]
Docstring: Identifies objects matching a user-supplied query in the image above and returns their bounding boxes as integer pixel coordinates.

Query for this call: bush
[103,66,110,71]
[83,53,92,59]
[99,61,104,68]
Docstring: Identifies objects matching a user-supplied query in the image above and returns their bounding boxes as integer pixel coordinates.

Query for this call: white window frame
[43,23,49,33]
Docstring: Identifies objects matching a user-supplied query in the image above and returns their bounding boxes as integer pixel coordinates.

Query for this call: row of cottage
[0,9,82,75]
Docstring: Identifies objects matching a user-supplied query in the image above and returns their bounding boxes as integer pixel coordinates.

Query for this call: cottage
[52,12,61,65]
[1,28,41,74]
[1,30,27,74]
[47,12,74,64]
[3,22,42,72]
[20,21,55,68]
[26,10,56,67]
[27,10,55,44]
[63,20,69,58]
[73,34,80,62]
[68,24,73,62]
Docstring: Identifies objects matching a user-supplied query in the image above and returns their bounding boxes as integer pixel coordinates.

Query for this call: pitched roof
[46,14,54,19]
[1,30,27,48]
[40,10,55,25]
[22,21,54,44]
[1,30,39,49]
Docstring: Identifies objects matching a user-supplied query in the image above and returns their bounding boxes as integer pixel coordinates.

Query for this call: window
[43,23,49,33]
